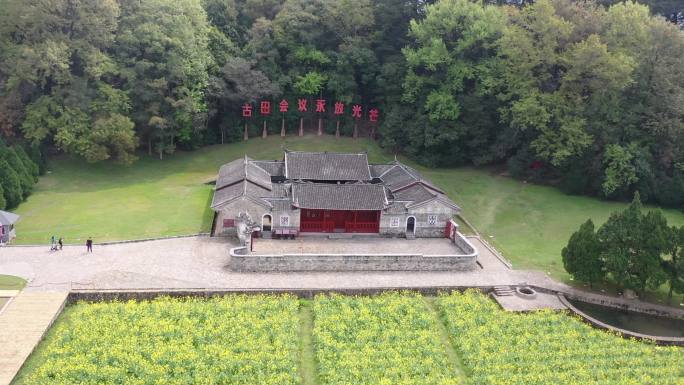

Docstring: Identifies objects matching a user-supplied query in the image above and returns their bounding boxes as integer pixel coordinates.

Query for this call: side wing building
[211,151,461,238]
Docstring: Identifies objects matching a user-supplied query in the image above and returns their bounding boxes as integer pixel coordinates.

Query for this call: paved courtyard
[253,237,468,255]
[0,235,543,292]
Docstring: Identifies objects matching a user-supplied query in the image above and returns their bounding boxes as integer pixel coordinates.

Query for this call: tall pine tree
[562,219,604,288]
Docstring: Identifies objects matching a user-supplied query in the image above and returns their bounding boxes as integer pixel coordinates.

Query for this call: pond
[568,299,684,338]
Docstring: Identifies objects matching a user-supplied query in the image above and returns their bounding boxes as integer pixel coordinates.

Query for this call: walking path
[0,236,544,292]
[0,291,68,385]
[0,236,681,317]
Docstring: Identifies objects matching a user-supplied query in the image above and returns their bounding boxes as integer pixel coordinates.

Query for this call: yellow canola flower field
[313,292,461,385]
[21,295,301,385]
[437,290,684,385]
[14,291,684,385]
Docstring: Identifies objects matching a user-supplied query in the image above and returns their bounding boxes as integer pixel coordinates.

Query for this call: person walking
[58,237,63,250]
[50,235,56,251]
[86,237,93,253]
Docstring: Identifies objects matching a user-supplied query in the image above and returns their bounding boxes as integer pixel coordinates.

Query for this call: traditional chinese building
[0,210,19,244]
[211,151,461,238]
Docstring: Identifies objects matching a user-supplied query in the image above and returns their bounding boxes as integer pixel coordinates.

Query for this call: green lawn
[0,274,26,290]
[13,135,389,245]
[11,135,684,294]
[426,167,684,279]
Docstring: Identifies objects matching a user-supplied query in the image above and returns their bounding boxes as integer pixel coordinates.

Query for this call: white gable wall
[214,197,269,236]
[380,199,458,238]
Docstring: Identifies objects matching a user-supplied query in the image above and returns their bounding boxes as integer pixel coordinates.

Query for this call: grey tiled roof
[252,161,285,177]
[270,183,290,199]
[212,153,461,214]
[392,184,436,205]
[369,164,393,178]
[0,210,19,225]
[292,183,387,210]
[211,181,272,208]
[212,156,273,209]
[379,163,442,193]
[270,199,294,211]
[285,151,371,181]
[381,165,417,191]
[216,157,272,190]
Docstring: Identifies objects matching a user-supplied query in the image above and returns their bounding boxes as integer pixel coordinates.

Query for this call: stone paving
[0,291,68,385]
[2,235,680,316]
[492,291,567,312]
[0,235,544,292]
[253,237,467,255]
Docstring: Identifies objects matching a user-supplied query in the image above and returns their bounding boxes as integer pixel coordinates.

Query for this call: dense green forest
[0,0,683,209]
[0,138,40,209]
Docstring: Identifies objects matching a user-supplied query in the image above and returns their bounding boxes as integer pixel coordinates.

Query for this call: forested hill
[0,0,683,211]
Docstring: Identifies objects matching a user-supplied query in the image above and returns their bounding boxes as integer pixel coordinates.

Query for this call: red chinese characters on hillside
[351,104,362,119]
[297,99,307,112]
[279,99,289,113]
[242,99,379,122]
[334,102,344,115]
[242,103,252,118]
[260,101,271,115]
[315,99,326,113]
[369,108,379,122]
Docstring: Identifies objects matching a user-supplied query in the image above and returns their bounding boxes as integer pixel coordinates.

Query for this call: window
[390,217,400,227]
[428,215,437,226]
[280,215,290,227]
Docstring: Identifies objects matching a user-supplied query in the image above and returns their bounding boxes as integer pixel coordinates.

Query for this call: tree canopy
[0,0,683,211]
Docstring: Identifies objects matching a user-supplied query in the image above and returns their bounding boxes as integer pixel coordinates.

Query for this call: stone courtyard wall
[229,232,477,272]
[229,252,477,272]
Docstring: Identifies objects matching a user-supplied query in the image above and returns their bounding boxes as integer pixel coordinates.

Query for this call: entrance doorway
[262,214,272,232]
[406,216,416,235]
[300,209,380,233]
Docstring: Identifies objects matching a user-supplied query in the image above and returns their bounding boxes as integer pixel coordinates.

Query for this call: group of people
[50,236,93,252]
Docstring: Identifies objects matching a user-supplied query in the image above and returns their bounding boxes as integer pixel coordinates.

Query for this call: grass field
[0,274,26,290]
[11,135,684,285]
[13,136,387,245]
[13,293,684,385]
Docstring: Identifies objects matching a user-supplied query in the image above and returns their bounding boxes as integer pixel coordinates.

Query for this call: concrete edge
[3,233,210,247]
[529,284,684,320]
[5,292,69,385]
[0,295,15,315]
[67,286,494,303]
[558,294,684,346]
[467,235,513,269]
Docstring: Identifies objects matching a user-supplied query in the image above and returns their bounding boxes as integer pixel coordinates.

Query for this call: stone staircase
[492,285,514,297]
[328,233,354,239]
[405,233,416,240]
